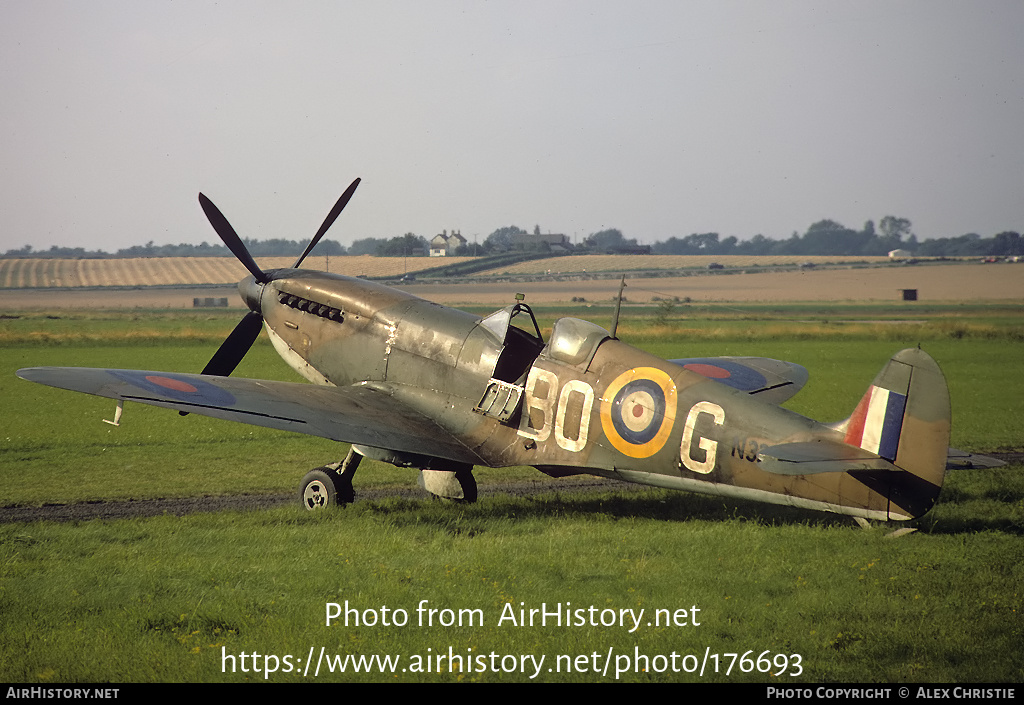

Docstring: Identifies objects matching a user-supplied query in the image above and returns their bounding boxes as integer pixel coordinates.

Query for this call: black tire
[299,468,342,511]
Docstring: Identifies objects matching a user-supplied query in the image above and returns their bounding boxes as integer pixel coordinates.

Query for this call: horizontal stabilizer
[946,448,1007,470]
[758,440,899,475]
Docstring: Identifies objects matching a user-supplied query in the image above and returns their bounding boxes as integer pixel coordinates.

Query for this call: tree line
[4,216,1021,259]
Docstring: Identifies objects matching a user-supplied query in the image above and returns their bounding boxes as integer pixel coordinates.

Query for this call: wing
[669,356,809,404]
[16,367,484,465]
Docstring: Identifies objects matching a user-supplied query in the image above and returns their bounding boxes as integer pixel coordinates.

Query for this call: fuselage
[250,270,900,520]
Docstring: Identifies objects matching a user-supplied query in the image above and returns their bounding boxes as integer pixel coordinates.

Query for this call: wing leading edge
[16,367,484,466]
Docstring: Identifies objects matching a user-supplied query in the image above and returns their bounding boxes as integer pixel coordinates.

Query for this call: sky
[2,0,1022,253]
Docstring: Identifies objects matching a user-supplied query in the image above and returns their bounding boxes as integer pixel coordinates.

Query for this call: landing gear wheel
[299,468,343,511]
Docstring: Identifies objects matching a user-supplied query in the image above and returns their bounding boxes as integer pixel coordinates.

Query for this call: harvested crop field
[1,254,891,289]
[0,262,1018,308]
[0,255,479,288]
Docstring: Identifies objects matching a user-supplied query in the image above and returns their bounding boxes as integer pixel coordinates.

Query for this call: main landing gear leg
[298,447,362,510]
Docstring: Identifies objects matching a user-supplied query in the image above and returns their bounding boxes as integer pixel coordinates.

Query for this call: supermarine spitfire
[16,179,1000,522]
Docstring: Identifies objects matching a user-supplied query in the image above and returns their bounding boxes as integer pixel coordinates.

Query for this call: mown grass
[0,488,1020,683]
[1,305,1022,683]
[0,310,247,346]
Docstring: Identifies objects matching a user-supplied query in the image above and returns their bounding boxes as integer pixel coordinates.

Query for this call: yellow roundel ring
[600,367,677,458]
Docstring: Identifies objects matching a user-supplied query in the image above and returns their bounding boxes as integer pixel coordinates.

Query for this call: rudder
[841,348,951,520]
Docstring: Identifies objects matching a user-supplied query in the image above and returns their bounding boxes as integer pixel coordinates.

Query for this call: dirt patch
[3,454,1020,523]
[0,477,646,523]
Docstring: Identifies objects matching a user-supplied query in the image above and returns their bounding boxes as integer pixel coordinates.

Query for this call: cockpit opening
[472,302,546,421]
[479,303,544,384]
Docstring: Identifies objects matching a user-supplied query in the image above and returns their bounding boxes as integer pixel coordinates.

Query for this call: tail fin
[840,348,951,520]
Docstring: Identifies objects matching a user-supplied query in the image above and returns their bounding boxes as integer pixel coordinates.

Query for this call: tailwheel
[418,468,478,503]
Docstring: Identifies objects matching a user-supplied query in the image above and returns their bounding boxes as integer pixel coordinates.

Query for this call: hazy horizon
[3,1,1022,252]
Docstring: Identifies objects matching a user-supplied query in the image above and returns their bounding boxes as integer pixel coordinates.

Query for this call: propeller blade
[292,177,361,269]
[200,311,265,377]
[198,193,270,284]
[180,311,264,415]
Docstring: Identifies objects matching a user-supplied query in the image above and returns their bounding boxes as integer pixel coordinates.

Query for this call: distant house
[510,232,572,252]
[429,229,467,257]
[606,245,651,255]
[888,249,912,260]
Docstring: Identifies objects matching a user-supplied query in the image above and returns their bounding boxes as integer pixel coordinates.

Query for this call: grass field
[1,303,1022,683]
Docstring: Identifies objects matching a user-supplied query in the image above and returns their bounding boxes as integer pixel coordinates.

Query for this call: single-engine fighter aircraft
[16,179,1002,521]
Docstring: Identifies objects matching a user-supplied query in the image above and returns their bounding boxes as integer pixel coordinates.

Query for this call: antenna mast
[610,275,626,338]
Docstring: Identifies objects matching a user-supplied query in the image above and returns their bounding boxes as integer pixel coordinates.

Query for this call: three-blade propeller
[196,178,361,379]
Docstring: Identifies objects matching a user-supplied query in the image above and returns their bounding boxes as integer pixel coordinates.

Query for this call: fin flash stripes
[845,385,907,461]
